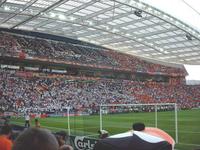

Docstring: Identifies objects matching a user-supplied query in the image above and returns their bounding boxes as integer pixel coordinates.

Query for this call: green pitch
[11,109,200,150]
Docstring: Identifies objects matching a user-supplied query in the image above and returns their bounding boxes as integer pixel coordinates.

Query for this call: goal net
[99,103,178,143]
[66,107,100,138]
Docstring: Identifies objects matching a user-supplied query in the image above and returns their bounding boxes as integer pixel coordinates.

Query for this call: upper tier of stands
[0,69,199,113]
[0,31,187,76]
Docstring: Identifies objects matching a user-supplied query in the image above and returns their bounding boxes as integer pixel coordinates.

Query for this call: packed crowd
[0,69,199,113]
[0,32,118,67]
[103,50,187,76]
[0,69,136,113]
[0,31,187,76]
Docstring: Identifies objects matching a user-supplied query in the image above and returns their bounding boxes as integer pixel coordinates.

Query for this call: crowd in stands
[103,50,187,76]
[0,31,187,76]
[0,69,199,113]
[0,69,136,113]
[0,32,118,67]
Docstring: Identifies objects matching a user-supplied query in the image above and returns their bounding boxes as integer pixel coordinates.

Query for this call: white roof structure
[0,0,200,65]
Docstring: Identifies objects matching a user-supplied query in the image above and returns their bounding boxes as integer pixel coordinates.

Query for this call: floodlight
[4,6,10,11]
[50,12,56,18]
[58,14,66,20]
[186,34,192,40]
[134,10,142,17]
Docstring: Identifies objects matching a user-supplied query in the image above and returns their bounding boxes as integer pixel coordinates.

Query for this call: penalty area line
[178,142,200,147]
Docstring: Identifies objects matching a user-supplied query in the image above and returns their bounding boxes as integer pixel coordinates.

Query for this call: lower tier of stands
[0,69,199,113]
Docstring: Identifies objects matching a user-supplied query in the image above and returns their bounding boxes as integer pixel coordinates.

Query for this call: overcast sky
[184,65,200,80]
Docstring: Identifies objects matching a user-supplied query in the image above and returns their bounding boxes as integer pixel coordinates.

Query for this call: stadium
[0,0,200,150]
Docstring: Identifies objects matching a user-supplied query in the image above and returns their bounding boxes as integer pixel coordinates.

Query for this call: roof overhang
[0,0,200,65]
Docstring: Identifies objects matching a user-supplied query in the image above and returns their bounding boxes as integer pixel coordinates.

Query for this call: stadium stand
[0,30,199,114]
[0,31,118,67]
[0,31,187,77]
[0,28,199,150]
[0,69,199,113]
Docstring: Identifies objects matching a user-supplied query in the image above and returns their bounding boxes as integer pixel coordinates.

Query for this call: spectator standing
[0,125,13,150]
[24,113,30,128]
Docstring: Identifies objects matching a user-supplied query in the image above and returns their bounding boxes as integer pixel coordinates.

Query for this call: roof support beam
[69,5,154,35]
[0,0,38,24]
[146,34,186,43]
[76,3,122,23]
[77,16,153,37]
[77,26,176,49]
[33,0,97,29]
[32,19,53,29]
[11,0,70,29]
[167,49,200,56]
[135,38,196,50]
[25,1,122,34]
[137,28,177,38]
[165,44,200,51]
[157,40,191,47]
[0,0,6,7]
[136,42,200,57]
[166,54,200,61]
[101,37,129,45]
[63,0,97,16]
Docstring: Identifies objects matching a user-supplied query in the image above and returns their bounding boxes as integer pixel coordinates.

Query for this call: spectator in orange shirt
[0,125,13,150]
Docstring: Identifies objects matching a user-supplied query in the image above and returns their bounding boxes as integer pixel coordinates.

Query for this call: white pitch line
[11,121,98,136]
[178,142,200,147]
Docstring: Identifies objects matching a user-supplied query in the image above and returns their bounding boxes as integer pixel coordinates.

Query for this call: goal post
[66,107,100,137]
[67,107,71,136]
[99,103,178,143]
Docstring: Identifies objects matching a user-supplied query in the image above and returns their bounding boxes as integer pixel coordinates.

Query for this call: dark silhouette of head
[0,125,12,136]
[12,128,59,150]
[132,123,145,131]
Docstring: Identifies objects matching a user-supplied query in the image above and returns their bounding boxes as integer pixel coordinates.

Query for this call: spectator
[0,125,13,150]
[55,131,68,147]
[34,119,40,128]
[55,131,73,150]
[59,145,73,150]
[132,122,145,131]
[24,113,30,128]
[94,123,173,150]
[12,128,59,150]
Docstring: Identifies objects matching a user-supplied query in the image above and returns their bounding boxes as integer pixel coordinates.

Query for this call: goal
[99,103,178,143]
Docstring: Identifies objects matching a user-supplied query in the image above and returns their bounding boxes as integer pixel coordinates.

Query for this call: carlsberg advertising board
[70,135,98,150]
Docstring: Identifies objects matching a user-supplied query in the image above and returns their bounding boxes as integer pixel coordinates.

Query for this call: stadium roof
[0,0,200,65]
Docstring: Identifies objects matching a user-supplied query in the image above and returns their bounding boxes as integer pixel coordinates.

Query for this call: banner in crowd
[3,111,15,117]
[16,71,33,78]
[70,135,98,150]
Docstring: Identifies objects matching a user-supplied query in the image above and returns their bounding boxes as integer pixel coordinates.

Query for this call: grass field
[11,109,200,150]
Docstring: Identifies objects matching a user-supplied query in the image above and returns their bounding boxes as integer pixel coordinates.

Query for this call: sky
[184,65,200,80]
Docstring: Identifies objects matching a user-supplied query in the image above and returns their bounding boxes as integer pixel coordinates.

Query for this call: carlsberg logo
[74,136,97,150]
